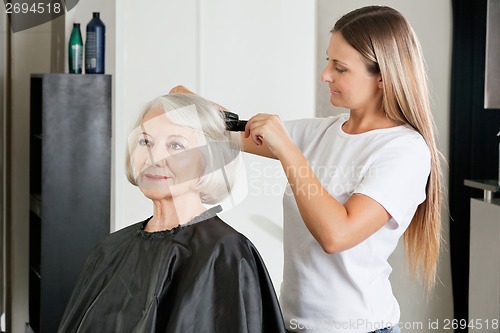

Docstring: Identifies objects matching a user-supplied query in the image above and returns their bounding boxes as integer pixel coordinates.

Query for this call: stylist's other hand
[245,113,293,159]
[169,85,195,94]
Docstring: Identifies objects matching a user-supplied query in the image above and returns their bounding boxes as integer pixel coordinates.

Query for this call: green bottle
[68,23,83,74]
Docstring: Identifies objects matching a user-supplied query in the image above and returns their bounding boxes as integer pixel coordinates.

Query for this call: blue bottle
[85,12,105,74]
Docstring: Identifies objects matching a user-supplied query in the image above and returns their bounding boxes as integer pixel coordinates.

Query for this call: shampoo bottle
[85,12,105,74]
[68,23,83,74]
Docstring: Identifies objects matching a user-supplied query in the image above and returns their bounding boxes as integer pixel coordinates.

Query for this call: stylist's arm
[244,113,390,254]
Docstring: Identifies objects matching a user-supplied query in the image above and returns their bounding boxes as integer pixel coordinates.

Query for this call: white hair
[126,94,241,204]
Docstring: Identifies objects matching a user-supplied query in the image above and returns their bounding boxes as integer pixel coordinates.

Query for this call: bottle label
[85,31,97,68]
[70,45,83,73]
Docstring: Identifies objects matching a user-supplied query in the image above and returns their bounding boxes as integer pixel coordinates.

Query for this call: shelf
[29,73,112,333]
[464,179,500,192]
[464,179,500,202]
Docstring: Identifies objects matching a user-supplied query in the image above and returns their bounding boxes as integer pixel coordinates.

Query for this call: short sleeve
[284,118,328,151]
[353,134,431,229]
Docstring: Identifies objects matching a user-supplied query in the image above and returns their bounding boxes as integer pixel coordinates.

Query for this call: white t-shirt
[280,114,430,333]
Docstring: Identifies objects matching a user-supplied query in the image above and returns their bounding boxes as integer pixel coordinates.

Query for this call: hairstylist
[172,6,443,333]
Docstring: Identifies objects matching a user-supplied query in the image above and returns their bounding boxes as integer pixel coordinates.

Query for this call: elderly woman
[57,94,286,333]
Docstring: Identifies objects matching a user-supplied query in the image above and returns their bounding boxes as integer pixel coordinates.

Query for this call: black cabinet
[29,74,111,333]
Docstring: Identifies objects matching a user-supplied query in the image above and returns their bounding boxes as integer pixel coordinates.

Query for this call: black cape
[58,207,286,333]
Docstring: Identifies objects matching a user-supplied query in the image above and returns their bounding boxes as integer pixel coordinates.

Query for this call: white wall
[114,0,200,232]
[198,0,316,291]
[317,1,453,331]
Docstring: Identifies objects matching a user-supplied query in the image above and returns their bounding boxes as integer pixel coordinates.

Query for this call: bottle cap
[74,23,80,27]
[93,12,100,18]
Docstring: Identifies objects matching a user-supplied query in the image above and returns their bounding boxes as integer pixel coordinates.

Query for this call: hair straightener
[222,111,248,132]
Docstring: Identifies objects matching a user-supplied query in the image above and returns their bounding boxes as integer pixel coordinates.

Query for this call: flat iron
[223,111,248,132]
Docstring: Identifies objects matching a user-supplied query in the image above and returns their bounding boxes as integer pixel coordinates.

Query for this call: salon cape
[57,207,286,333]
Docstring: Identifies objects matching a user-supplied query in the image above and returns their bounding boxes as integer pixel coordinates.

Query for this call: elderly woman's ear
[169,85,230,112]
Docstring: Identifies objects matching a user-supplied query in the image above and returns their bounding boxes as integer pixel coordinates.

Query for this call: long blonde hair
[333,6,443,289]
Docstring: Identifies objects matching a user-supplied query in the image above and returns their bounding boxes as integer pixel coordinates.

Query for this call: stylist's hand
[169,85,196,94]
[245,114,294,159]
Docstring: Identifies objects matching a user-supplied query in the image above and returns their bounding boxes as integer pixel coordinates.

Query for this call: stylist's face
[321,32,382,112]
[132,107,205,201]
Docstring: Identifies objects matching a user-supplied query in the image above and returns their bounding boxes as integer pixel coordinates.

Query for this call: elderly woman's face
[132,107,205,201]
